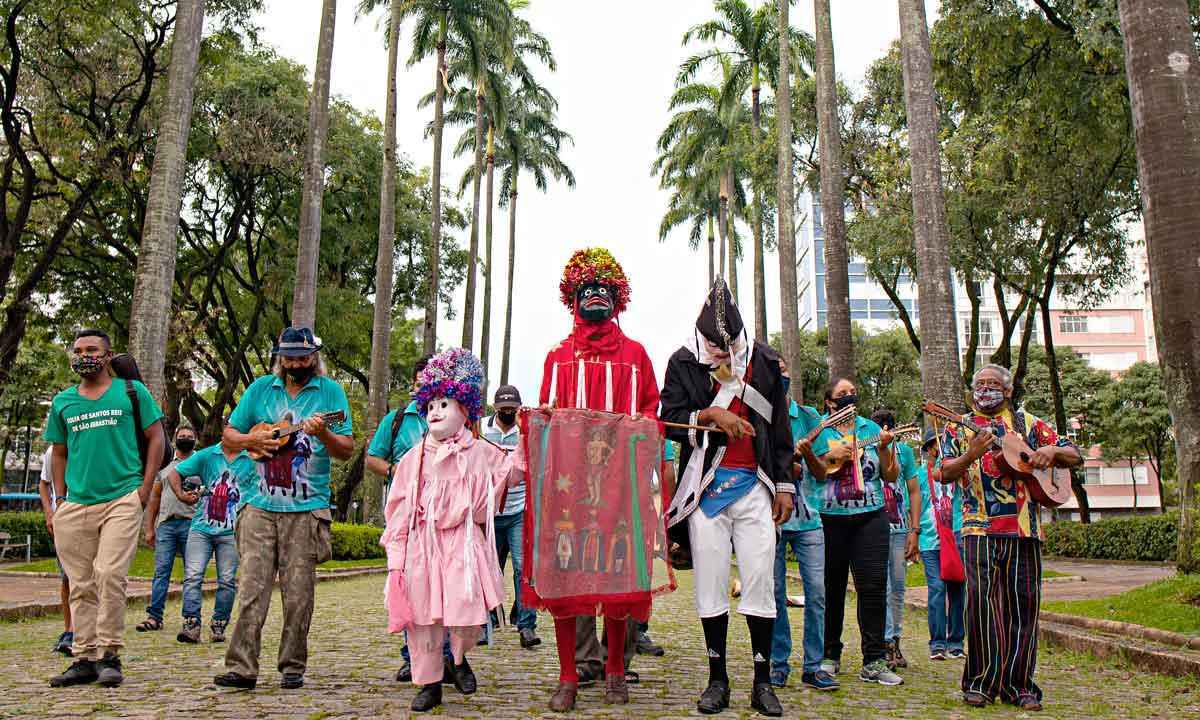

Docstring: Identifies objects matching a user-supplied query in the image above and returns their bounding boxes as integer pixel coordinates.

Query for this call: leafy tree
[1098,362,1174,513]
[1019,345,1114,449]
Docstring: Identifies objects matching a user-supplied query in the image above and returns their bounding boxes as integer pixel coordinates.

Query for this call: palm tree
[897,0,962,409]
[128,0,207,401]
[1116,0,1200,572]
[401,0,511,355]
[775,0,801,401]
[292,0,338,330]
[656,168,720,286]
[813,0,853,380]
[679,0,813,341]
[496,91,575,384]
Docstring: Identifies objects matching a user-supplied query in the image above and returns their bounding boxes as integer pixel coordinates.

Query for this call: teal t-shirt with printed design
[227,374,353,513]
[815,415,887,516]
[787,402,837,533]
[44,379,163,506]
[886,442,920,535]
[174,444,257,536]
[917,461,962,552]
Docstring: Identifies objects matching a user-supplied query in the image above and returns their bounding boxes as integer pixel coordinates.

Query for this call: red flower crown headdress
[558,248,631,315]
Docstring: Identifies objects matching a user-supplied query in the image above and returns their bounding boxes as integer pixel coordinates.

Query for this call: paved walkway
[2,572,1199,719]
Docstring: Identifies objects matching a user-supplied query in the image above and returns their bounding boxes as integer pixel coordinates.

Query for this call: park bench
[0,532,32,563]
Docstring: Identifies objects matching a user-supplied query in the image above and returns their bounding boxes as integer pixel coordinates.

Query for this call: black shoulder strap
[126,380,148,466]
[388,408,404,462]
[1011,406,1028,440]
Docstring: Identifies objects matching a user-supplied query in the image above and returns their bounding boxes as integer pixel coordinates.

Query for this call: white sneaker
[820,658,840,675]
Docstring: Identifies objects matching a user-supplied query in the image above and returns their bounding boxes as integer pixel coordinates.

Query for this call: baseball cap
[493,385,522,410]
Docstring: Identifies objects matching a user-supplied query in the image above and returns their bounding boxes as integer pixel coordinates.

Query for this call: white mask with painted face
[426,397,468,441]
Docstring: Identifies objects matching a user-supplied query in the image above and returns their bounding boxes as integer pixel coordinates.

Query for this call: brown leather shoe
[604,673,629,704]
[549,681,578,712]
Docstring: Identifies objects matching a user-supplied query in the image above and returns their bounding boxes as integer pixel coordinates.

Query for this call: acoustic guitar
[823,424,921,474]
[921,400,1073,508]
[248,410,346,461]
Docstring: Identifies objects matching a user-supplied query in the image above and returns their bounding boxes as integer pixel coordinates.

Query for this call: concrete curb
[0,566,386,622]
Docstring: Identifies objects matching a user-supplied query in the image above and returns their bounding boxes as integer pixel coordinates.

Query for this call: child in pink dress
[380,348,518,712]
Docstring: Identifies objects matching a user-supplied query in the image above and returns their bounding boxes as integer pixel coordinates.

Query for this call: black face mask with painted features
[576,282,615,323]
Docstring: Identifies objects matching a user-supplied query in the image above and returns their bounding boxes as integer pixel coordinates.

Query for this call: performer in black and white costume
[661,280,795,717]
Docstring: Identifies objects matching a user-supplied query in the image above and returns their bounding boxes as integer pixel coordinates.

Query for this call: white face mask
[426,398,467,441]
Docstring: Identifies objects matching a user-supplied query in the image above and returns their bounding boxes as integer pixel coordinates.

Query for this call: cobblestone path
[2,572,1198,719]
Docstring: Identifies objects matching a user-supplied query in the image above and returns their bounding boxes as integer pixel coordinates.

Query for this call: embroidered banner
[519,408,674,609]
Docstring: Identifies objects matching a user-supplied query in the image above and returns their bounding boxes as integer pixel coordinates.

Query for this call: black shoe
[95,652,123,688]
[519,628,542,649]
[577,666,600,687]
[395,660,412,682]
[697,680,731,714]
[49,659,97,687]
[214,671,257,689]
[751,682,783,716]
[280,673,303,689]
[446,658,477,695]
[509,604,518,626]
[636,631,665,656]
[411,683,443,712]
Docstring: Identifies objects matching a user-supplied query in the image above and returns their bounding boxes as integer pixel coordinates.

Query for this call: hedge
[331,522,385,560]
[0,511,54,558]
[1044,512,1178,562]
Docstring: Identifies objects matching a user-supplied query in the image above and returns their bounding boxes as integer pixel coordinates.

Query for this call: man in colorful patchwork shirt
[939,364,1081,712]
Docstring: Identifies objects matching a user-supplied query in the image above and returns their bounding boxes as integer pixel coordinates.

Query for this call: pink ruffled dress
[381,429,513,633]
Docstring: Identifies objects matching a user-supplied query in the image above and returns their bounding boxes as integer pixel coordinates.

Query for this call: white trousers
[688,482,777,619]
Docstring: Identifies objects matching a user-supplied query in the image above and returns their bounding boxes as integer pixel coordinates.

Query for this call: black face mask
[284,363,316,385]
[576,282,615,323]
[497,410,517,425]
[831,393,858,411]
[176,438,196,452]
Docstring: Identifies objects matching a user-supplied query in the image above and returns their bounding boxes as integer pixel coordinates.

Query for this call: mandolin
[921,400,1073,508]
[248,410,346,461]
[823,424,921,474]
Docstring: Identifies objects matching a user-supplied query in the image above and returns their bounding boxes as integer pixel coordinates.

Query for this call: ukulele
[921,400,1073,508]
[248,410,346,460]
[793,403,857,457]
[823,424,921,474]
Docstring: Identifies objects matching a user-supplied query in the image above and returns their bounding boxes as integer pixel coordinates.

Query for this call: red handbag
[929,468,966,583]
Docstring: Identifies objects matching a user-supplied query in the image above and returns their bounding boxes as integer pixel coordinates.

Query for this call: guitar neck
[271,412,340,439]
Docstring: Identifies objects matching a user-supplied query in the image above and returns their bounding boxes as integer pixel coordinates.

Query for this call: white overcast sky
[256,0,929,402]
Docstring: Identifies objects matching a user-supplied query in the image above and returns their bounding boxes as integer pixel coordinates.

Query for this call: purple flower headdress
[414,347,485,423]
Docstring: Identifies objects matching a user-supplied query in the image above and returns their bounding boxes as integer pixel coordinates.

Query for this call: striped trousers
[962,535,1042,704]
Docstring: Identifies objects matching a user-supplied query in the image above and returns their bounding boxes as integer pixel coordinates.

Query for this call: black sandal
[136,617,163,632]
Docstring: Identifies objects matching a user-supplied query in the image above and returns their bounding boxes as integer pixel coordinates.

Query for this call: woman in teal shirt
[916,430,965,660]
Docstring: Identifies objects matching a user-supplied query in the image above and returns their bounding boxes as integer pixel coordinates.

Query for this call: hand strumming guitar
[1027,446,1057,470]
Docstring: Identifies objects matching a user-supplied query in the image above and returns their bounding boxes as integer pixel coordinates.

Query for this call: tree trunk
[423,30,448,355]
[1041,293,1091,523]
[500,187,517,385]
[751,76,767,341]
[1118,0,1200,572]
[897,0,962,410]
[461,84,486,350]
[707,212,716,288]
[363,0,402,525]
[728,220,739,302]
[128,0,207,402]
[718,173,729,282]
[480,127,496,389]
[291,0,337,330]
[814,0,853,381]
[962,272,980,387]
[777,0,802,402]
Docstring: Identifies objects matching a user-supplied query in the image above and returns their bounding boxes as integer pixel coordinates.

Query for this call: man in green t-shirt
[215,327,354,691]
[45,329,165,689]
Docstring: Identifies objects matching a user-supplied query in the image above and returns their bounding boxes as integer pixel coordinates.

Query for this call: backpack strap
[388,408,404,463]
[126,380,148,468]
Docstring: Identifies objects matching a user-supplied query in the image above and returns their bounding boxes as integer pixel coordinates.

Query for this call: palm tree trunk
[480,126,496,389]
[128,0,207,402]
[814,0,853,381]
[776,0,802,402]
[728,221,740,303]
[707,212,716,287]
[460,83,486,350]
[718,175,729,281]
[500,186,518,385]
[363,0,403,525]
[1117,0,1200,572]
[423,26,448,356]
[751,73,767,341]
[292,0,337,330]
[897,0,962,410]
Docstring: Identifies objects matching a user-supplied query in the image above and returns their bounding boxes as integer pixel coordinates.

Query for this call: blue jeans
[921,540,966,653]
[147,518,191,621]
[182,531,238,622]
[771,528,825,677]
[495,511,536,631]
[884,532,908,640]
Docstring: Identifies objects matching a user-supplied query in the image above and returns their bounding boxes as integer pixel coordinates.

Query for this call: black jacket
[659,340,795,533]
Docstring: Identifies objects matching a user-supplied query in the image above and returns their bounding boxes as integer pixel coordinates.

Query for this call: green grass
[1044,574,1200,636]
[785,558,1066,588]
[8,548,385,579]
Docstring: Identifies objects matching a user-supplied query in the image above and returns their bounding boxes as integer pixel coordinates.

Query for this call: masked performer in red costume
[530,248,661,712]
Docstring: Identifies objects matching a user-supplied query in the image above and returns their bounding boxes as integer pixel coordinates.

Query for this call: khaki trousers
[575,616,636,677]
[224,505,328,678]
[53,490,143,660]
